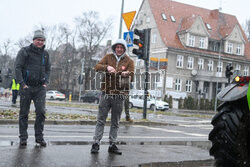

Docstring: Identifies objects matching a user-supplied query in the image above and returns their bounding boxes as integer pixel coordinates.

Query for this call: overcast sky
[0,0,249,48]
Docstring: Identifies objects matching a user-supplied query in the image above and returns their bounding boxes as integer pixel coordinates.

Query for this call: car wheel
[50,96,54,100]
[129,102,133,109]
[150,104,155,111]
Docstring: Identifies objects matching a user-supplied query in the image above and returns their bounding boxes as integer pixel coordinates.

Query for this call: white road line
[0,135,207,139]
[133,125,207,137]
[178,124,212,128]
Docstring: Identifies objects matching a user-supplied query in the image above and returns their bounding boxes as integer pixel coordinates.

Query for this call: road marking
[133,125,207,137]
[0,135,207,139]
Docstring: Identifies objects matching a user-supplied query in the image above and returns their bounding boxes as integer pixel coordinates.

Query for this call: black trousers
[19,86,46,140]
[12,90,19,104]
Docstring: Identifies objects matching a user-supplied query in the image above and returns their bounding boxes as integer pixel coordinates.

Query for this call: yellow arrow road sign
[122,11,136,31]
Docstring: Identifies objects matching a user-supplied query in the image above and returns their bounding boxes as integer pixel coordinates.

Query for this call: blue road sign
[123,31,134,47]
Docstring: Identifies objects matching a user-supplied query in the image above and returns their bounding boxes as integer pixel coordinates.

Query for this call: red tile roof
[148,0,250,60]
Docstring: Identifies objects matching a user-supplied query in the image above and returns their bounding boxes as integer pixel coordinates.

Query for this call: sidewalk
[0,144,213,167]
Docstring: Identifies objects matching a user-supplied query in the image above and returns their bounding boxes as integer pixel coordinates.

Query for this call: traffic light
[132,28,150,60]
[225,65,233,78]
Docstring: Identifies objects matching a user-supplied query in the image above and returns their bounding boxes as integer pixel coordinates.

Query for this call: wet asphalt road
[0,98,214,166]
[0,123,213,166]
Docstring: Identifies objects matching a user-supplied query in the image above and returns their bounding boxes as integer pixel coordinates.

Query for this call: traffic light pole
[143,29,151,119]
[132,28,151,119]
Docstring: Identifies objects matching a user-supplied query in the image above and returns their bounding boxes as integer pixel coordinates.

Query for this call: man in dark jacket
[90,39,134,155]
[15,30,51,147]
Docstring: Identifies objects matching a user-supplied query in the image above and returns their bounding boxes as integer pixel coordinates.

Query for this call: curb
[0,119,177,126]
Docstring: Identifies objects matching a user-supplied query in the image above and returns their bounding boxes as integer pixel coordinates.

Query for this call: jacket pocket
[25,70,40,85]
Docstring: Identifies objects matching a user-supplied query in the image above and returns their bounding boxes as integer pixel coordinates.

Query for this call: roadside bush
[183,96,195,110]
[164,95,173,108]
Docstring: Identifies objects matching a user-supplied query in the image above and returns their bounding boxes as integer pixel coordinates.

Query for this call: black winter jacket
[15,44,51,87]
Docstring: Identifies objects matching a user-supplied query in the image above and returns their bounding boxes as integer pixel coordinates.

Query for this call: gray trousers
[19,86,46,140]
[93,94,124,144]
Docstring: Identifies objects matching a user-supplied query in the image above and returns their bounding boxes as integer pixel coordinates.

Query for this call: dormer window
[161,13,167,21]
[199,37,205,48]
[170,15,176,22]
[206,23,212,30]
[188,35,195,47]
[227,42,233,54]
[236,44,242,55]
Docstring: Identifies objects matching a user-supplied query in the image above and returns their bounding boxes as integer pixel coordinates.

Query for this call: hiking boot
[19,139,27,146]
[91,143,99,154]
[108,144,122,155]
[35,139,47,147]
[126,116,133,123]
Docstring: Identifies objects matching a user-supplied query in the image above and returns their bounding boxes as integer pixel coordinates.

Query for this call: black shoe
[20,139,27,146]
[108,144,122,155]
[91,143,99,154]
[35,139,47,147]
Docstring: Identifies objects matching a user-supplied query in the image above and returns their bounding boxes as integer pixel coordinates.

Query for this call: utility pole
[119,0,124,38]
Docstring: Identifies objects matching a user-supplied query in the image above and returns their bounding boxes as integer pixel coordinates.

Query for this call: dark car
[80,91,102,104]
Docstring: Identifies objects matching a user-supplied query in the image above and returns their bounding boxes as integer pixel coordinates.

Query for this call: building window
[170,15,176,22]
[217,61,223,72]
[236,45,242,55]
[206,23,212,30]
[187,57,194,69]
[186,80,192,92]
[236,64,241,71]
[213,45,217,51]
[188,35,195,47]
[208,60,213,71]
[199,37,205,48]
[161,13,167,20]
[244,66,249,76]
[176,55,183,68]
[152,32,157,43]
[227,42,233,54]
[198,58,204,69]
[175,79,181,91]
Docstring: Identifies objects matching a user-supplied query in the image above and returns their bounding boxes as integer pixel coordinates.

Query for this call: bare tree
[75,11,113,54]
[75,11,113,90]
[242,18,250,41]
[0,39,15,87]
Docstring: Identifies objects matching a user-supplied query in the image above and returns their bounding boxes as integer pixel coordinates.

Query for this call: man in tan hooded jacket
[91,39,134,155]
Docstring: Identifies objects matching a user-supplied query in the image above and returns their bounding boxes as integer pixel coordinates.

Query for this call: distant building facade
[131,0,250,101]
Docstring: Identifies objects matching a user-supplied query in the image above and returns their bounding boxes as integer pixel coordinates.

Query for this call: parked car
[46,90,65,101]
[80,91,102,104]
[129,96,169,111]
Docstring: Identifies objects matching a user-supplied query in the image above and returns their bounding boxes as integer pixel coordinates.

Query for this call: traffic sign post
[122,11,136,31]
[123,31,134,47]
